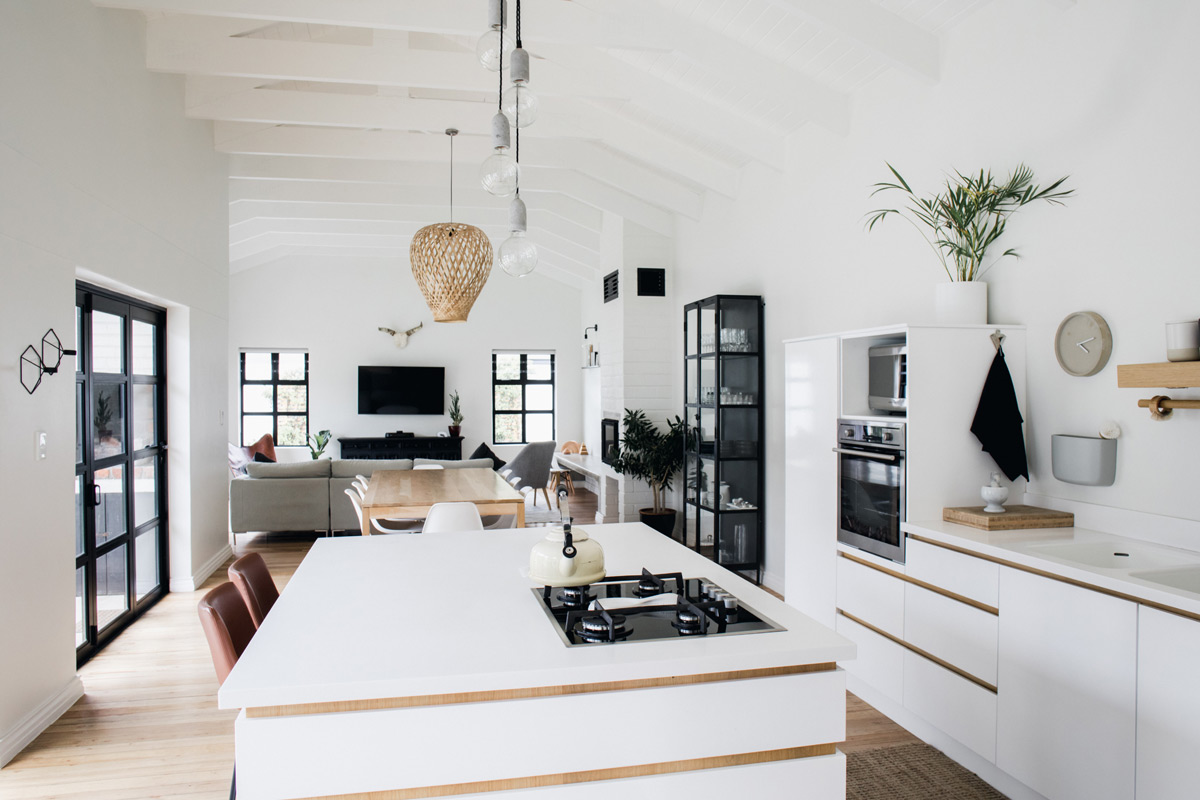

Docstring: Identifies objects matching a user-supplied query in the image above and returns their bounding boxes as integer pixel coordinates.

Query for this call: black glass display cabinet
[683,295,764,584]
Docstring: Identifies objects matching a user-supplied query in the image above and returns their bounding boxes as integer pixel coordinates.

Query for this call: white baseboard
[845,674,1048,800]
[0,676,84,769]
[170,542,233,593]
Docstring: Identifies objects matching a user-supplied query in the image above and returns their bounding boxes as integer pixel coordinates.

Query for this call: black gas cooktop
[534,569,786,647]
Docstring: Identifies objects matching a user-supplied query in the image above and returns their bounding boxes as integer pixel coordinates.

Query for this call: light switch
[36,431,47,460]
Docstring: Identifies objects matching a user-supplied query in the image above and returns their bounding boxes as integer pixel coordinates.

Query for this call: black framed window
[492,351,556,444]
[240,351,309,447]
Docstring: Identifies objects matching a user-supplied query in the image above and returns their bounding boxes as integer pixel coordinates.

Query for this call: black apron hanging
[970,347,1029,482]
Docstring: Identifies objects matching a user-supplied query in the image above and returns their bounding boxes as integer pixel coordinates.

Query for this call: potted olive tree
[609,409,687,537]
[867,163,1072,323]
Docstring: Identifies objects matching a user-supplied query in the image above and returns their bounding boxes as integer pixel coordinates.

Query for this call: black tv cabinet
[338,436,462,460]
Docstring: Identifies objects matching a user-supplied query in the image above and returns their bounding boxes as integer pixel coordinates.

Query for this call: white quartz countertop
[219,523,854,710]
[903,519,1200,617]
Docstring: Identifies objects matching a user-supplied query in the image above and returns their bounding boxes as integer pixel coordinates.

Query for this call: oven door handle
[831,447,898,463]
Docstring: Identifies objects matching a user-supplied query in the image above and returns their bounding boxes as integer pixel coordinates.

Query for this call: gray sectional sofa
[229,457,494,534]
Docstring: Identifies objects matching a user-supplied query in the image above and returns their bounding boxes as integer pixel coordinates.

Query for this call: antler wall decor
[378,322,424,349]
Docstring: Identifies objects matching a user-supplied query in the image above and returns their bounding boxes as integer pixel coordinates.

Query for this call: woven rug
[847,743,1010,800]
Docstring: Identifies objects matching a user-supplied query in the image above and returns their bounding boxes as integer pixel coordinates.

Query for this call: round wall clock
[1054,311,1113,376]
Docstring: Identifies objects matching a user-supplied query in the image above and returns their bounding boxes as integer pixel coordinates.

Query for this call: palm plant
[609,409,688,514]
[448,391,463,426]
[866,163,1073,281]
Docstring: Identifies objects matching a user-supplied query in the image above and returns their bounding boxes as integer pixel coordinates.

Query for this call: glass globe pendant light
[479,112,519,197]
[501,45,538,129]
[475,0,514,71]
[498,196,538,277]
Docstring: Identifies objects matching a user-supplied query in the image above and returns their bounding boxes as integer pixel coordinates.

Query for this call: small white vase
[935,281,988,325]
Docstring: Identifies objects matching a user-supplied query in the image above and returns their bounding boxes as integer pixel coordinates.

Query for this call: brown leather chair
[228,552,279,629]
[197,582,257,686]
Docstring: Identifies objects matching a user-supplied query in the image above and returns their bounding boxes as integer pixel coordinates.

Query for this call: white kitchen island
[219,523,855,799]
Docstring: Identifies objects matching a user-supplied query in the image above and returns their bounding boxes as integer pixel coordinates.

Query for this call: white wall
[229,255,582,462]
[0,0,229,765]
[672,0,1200,589]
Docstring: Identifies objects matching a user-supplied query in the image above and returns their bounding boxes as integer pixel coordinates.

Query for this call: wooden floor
[0,487,914,799]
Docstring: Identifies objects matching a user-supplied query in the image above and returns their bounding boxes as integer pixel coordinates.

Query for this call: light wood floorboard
[0,487,913,798]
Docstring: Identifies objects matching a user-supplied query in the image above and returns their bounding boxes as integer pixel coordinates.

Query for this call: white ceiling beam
[230,218,601,273]
[147,20,785,166]
[228,184,602,248]
[186,80,742,197]
[229,243,590,291]
[213,123,704,220]
[764,0,940,82]
[589,0,849,134]
[227,204,602,256]
[229,231,596,286]
[533,43,787,165]
[97,0,667,50]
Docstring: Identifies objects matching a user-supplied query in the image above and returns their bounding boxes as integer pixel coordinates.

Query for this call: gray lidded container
[1051,435,1117,486]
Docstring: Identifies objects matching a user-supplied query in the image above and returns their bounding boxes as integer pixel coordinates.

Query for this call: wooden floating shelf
[1116,361,1200,389]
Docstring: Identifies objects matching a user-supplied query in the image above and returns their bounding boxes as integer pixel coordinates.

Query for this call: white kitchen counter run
[903,519,1200,617]
[219,523,854,711]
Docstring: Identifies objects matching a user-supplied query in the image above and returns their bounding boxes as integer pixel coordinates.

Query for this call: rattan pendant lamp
[410,128,493,323]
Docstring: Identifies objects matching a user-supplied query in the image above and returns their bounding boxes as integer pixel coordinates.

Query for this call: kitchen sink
[1128,565,1200,595]
[1026,540,1200,571]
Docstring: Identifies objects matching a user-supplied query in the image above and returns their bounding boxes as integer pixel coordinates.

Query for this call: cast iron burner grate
[536,568,785,646]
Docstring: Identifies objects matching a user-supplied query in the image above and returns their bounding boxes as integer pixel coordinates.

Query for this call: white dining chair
[344,488,423,534]
[414,464,444,470]
[423,502,484,533]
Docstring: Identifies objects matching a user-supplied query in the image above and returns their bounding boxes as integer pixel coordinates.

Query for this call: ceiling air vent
[603,270,619,303]
[637,268,666,297]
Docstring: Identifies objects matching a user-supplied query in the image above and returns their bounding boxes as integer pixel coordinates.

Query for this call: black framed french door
[75,283,169,666]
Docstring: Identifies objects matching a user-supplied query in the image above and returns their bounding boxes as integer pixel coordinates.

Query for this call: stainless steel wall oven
[835,419,906,563]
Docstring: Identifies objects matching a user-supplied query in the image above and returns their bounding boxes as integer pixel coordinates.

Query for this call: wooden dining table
[360,468,525,535]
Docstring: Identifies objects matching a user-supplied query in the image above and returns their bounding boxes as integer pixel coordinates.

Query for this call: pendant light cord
[515,0,522,48]
[449,132,454,223]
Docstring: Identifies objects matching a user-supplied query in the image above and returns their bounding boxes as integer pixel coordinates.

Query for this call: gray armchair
[502,441,557,507]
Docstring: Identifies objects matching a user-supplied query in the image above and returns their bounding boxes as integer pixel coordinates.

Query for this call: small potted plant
[866,163,1072,323]
[307,429,332,460]
[609,409,687,537]
[448,391,463,437]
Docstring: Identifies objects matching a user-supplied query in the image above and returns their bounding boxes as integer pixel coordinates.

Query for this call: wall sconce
[20,328,77,394]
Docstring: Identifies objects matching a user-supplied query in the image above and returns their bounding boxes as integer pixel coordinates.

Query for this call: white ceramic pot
[529,525,606,587]
[935,281,988,325]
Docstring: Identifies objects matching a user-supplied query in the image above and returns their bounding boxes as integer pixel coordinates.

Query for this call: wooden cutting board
[942,505,1075,531]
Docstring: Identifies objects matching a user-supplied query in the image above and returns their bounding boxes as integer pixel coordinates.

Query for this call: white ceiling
[92,0,993,287]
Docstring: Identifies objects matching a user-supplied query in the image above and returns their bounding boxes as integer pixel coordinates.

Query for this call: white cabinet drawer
[837,555,904,638]
[905,537,999,608]
[903,583,998,686]
[836,613,904,705]
[904,650,997,762]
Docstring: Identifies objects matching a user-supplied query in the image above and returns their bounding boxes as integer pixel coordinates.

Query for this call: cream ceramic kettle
[528,498,605,587]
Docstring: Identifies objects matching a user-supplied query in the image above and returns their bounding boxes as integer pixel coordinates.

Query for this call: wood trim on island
[299,745,841,800]
[245,662,838,719]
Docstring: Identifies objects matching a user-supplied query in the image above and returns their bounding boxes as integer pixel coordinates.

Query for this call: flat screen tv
[357,366,444,415]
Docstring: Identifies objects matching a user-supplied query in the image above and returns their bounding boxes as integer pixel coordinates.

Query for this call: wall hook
[990,329,1006,353]
[20,328,76,395]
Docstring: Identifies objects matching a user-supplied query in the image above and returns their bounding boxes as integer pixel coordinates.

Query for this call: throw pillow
[469,442,507,471]
[252,452,275,463]
[228,442,252,477]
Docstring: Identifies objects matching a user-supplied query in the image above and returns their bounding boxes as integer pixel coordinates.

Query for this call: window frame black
[239,351,310,448]
[491,352,556,445]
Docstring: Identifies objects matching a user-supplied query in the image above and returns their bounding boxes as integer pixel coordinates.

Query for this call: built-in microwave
[835,419,906,563]
[868,343,907,414]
